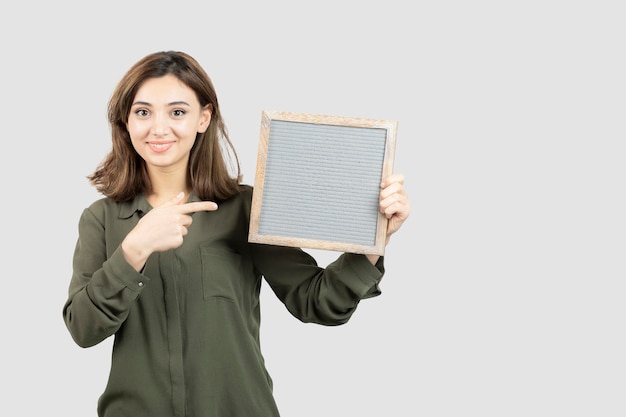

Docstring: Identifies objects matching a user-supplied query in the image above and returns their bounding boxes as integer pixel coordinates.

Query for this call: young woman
[63,50,410,417]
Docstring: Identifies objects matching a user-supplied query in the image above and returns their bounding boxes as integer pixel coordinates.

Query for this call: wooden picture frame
[248,110,397,255]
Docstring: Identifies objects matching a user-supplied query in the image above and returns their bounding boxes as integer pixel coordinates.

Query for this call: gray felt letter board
[249,110,397,256]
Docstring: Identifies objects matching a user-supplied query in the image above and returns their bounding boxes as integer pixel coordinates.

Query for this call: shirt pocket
[199,246,242,302]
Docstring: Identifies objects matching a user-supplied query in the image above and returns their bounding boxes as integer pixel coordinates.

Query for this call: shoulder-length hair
[88,50,242,202]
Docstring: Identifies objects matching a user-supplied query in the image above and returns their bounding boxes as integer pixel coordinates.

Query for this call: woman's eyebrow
[167,100,192,107]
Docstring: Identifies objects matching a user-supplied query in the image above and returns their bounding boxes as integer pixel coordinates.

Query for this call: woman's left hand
[379,173,410,241]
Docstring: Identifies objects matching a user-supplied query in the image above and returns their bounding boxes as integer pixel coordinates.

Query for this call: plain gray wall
[1,1,624,416]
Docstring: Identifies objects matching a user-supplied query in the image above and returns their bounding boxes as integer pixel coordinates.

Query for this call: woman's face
[127,74,211,173]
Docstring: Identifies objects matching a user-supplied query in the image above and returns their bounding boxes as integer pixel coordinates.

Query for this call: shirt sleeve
[62,206,148,348]
[250,243,385,326]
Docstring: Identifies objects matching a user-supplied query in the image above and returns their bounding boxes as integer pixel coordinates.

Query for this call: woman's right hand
[121,192,218,271]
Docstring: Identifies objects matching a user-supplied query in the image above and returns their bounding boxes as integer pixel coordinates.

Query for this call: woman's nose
[152,114,169,136]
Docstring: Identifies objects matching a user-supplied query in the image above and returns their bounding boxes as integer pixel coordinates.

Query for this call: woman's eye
[172,109,185,117]
[135,109,149,117]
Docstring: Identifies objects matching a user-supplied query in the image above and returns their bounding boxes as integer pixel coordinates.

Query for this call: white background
[1,1,624,416]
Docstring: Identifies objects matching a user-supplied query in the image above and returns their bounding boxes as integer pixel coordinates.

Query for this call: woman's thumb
[160,192,186,207]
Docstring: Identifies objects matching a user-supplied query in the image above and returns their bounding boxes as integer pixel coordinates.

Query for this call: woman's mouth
[148,141,174,153]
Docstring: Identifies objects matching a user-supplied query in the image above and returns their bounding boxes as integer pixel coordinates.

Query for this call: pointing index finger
[177,201,219,213]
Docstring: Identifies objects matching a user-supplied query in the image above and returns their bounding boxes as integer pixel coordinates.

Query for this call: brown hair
[88,51,242,202]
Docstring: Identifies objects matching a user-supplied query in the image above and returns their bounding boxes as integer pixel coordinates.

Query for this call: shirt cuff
[105,246,150,293]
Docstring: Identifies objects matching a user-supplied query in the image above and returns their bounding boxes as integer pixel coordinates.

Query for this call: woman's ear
[198,104,213,133]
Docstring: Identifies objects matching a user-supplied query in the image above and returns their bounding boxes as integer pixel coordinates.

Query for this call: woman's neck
[146,166,190,207]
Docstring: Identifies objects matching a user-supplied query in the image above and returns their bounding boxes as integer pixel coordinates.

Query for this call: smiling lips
[148,141,174,153]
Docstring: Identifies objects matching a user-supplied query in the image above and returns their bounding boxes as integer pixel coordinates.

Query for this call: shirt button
[138,282,144,287]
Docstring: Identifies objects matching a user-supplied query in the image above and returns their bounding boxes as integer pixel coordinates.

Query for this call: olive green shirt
[63,185,385,417]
